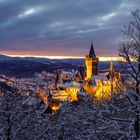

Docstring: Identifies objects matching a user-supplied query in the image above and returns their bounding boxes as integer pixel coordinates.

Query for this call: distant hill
[0,54,12,60]
[0,55,120,78]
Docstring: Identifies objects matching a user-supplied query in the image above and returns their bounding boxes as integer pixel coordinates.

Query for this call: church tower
[85,43,99,79]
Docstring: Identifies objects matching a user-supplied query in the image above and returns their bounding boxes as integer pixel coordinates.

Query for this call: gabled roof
[89,42,96,58]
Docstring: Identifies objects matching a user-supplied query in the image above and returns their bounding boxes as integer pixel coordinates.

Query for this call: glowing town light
[37,90,48,104]
[51,103,59,113]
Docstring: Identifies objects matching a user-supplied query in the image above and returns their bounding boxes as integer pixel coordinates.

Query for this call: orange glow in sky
[2,54,121,61]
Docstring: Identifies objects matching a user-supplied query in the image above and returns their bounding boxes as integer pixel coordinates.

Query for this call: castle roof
[89,42,96,58]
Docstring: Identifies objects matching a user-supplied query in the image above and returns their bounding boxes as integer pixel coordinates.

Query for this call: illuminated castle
[83,43,121,100]
[38,43,122,113]
[85,43,99,79]
[51,43,122,102]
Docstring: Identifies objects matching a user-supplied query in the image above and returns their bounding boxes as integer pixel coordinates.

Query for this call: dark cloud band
[0,0,139,57]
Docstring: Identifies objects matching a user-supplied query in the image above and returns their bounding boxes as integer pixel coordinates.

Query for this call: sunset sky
[0,0,140,58]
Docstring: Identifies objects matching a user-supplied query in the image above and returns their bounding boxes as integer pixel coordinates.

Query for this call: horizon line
[1,54,121,61]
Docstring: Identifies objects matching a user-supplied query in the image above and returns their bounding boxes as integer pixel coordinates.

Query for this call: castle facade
[53,43,122,101]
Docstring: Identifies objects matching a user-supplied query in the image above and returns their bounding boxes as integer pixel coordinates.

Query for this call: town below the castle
[0,42,139,139]
[0,44,124,113]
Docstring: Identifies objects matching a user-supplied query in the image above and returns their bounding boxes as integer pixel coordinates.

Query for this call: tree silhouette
[119,9,140,138]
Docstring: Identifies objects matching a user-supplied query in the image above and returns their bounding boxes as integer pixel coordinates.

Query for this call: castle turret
[78,64,85,80]
[110,62,115,93]
[110,62,114,79]
[85,43,99,79]
[55,70,63,90]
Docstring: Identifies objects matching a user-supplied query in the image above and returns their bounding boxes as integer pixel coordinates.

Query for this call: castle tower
[110,62,114,93]
[85,43,99,79]
[110,61,114,79]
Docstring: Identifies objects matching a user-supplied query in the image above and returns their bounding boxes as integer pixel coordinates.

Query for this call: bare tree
[119,9,140,138]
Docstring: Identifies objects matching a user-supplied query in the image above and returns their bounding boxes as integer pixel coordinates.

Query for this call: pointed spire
[89,42,96,58]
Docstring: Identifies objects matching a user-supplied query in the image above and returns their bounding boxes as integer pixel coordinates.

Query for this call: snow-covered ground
[0,89,137,140]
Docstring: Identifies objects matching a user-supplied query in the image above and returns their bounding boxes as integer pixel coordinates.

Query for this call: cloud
[101,12,117,21]
[18,8,37,18]
[0,0,140,57]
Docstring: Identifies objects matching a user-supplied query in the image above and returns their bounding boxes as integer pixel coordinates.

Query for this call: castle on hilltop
[83,43,121,100]
[52,43,122,101]
[38,43,122,112]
